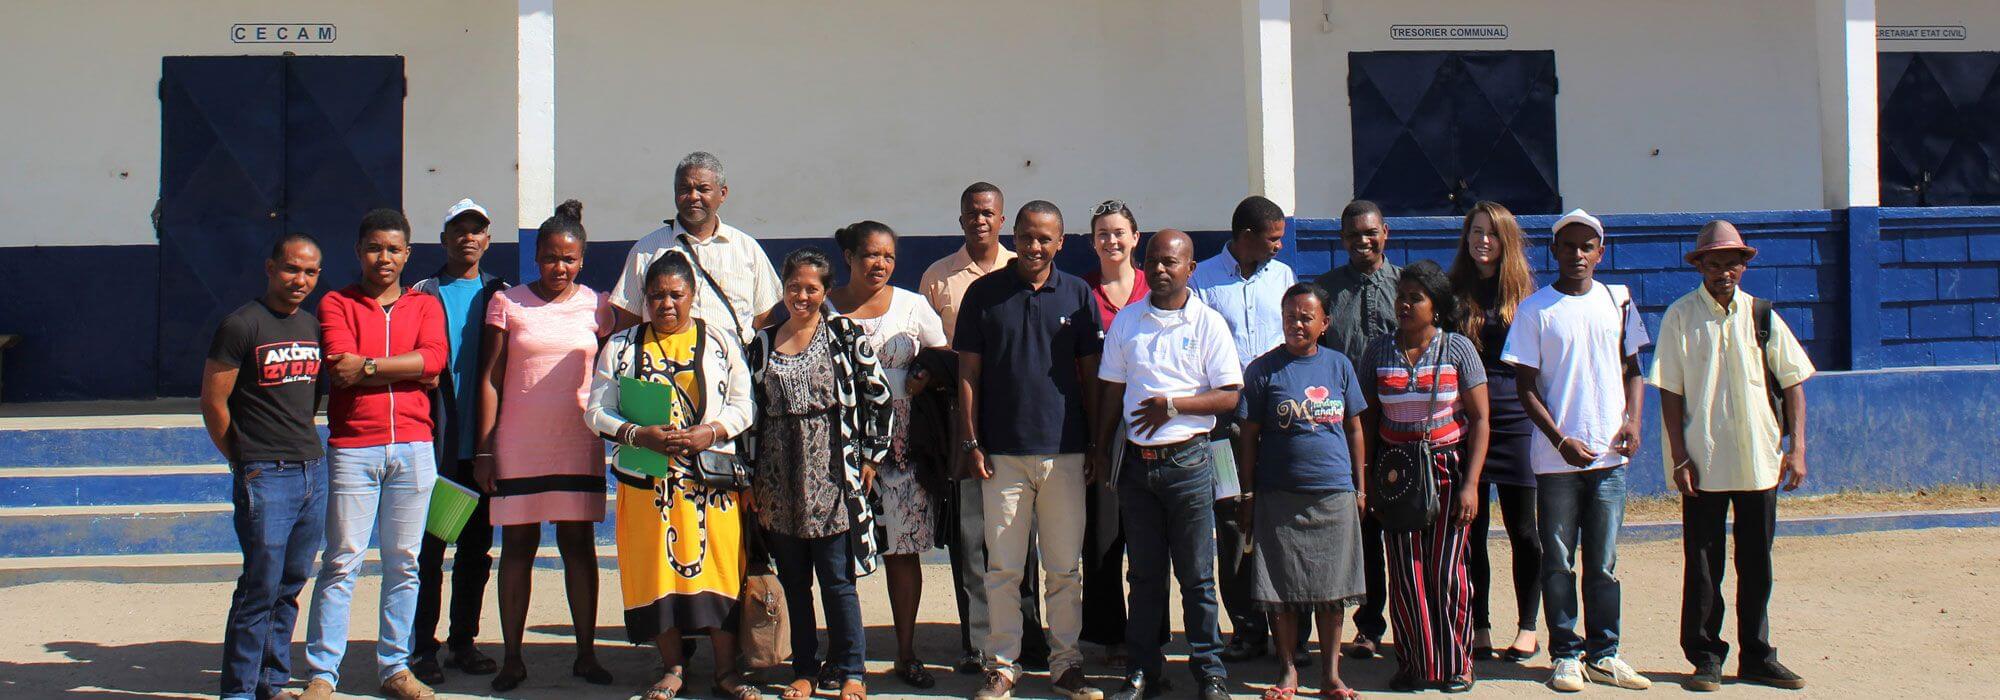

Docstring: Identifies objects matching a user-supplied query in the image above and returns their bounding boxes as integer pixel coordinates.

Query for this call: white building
[0,0,1993,400]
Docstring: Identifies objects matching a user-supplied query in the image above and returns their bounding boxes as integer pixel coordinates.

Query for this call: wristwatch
[960,439,980,454]
[1163,397,1179,419]
[362,357,378,377]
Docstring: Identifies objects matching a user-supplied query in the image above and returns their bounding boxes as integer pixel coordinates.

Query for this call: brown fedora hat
[1685,220,1758,265]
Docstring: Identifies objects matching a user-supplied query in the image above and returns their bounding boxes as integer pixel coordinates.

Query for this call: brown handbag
[737,574,790,670]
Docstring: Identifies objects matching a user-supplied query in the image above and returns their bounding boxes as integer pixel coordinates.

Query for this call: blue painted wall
[1876,207,2000,366]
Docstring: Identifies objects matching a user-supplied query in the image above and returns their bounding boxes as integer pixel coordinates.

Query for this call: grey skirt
[1251,489,1367,612]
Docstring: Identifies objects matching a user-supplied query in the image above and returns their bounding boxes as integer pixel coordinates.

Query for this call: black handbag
[1370,333,1450,532]
[628,323,754,492]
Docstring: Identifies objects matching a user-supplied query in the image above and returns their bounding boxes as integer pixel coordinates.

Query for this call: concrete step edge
[0,464,229,477]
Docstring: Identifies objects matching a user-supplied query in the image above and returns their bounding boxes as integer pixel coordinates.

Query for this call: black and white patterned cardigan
[743,305,895,577]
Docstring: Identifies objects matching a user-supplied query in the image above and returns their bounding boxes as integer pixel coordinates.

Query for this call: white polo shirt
[610,219,782,345]
[1098,293,1244,446]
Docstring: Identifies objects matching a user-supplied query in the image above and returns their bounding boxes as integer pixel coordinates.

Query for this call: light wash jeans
[306,442,436,685]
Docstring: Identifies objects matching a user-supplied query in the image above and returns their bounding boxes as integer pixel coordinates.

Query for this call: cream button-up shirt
[1647,287,1815,491]
[610,219,782,345]
[918,244,1015,343]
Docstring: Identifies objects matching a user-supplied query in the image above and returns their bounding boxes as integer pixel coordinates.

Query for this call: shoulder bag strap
[676,236,746,342]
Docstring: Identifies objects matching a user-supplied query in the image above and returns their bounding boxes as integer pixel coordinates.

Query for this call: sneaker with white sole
[1549,658,1587,692]
[1584,656,1653,690]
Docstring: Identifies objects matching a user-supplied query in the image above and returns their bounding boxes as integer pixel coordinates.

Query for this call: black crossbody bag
[632,244,754,492]
[1370,333,1451,532]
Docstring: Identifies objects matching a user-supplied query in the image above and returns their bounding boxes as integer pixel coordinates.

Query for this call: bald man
[1094,230,1242,700]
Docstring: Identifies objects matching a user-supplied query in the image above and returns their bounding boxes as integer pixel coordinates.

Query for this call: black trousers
[1081,482,1129,647]
[1350,513,1388,639]
[1681,488,1778,667]
[1470,483,1542,633]
[413,458,495,657]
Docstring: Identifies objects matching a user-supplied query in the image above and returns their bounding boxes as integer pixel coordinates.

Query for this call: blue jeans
[1119,439,1225,681]
[306,442,436,685]
[768,530,866,678]
[221,459,328,700]
[1537,467,1628,662]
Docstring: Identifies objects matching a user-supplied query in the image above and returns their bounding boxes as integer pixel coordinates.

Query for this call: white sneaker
[1549,658,1587,692]
[1585,656,1653,690]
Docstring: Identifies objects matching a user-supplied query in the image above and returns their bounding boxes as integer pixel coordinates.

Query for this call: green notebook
[617,375,678,478]
[426,476,480,543]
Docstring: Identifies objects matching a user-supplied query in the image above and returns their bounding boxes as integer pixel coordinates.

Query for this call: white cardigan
[584,321,754,477]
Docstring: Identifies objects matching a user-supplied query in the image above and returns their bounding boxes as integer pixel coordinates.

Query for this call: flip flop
[839,678,867,700]
[780,676,815,700]
[1262,685,1299,700]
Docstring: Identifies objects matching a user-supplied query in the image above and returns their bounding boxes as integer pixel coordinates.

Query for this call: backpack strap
[1602,283,1637,377]
[1752,297,1789,436]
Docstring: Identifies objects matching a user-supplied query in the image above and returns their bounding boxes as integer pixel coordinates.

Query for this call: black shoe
[1441,674,1476,693]
[1389,671,1426,692]
[1341,634,1380,660]
[409,654,445,685]
[1220,634,1269,662]
[1686,661,1724,692]
[1019,652,1051,672]
[1109,671,1172,700]
[955,652,985,675]
[444,643,498,675]
[1498,642,1541,663]
[1197,675,1230,700]
[815,665,844,692]
[1739,659,1806,690]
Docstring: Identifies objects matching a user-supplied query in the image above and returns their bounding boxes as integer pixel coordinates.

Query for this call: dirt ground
[2,527,1994,699]
[1621,486,2000,522]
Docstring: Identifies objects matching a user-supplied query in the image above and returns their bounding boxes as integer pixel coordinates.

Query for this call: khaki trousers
[981,452,1087,678]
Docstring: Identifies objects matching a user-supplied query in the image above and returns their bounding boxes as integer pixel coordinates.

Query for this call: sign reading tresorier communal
[231,24,337,44]
[1390,25,1508,40]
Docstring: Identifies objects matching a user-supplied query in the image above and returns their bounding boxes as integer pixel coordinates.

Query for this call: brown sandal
[780,676,815,700]
[713,670,763,700]
[839,678,867,700]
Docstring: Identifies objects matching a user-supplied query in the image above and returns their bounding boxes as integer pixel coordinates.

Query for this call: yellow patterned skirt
[615,471,745,643]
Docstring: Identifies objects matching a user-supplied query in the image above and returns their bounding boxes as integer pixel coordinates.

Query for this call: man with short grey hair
[610,151,781,342]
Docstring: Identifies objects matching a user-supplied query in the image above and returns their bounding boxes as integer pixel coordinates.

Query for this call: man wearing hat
[1648,220,1813,692]
[407,198,509,683]
[1501,208,1652,692]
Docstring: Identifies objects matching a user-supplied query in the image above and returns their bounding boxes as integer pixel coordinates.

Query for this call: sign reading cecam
[231,24,337,44]
[1391,25,1509,40]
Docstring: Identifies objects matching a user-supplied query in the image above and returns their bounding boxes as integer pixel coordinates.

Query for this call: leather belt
[1131,436,1206,462]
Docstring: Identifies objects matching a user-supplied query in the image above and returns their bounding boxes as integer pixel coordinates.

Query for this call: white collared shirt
[1097,294,1244,446]
[611,219,782,344]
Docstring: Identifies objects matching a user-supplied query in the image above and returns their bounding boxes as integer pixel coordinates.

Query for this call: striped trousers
[1384,448,1474,682]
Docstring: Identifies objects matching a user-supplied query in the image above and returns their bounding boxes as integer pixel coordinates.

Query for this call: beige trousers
[981,452,1088,678]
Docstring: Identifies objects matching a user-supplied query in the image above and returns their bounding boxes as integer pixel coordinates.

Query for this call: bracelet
[474,452,495,459]
[617,423,637,446]
[1673,459,1695,472]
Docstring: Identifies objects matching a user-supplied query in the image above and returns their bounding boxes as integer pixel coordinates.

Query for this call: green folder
[1210,439,1241,501]
[426,476,480,543]
[617,375,678,478]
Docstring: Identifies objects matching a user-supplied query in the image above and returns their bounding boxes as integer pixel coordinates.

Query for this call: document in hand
[425,476,480,543]
[617,375,678,478]
[1211,438,1240,501]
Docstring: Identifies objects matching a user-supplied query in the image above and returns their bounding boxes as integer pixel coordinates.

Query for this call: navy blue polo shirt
[953,264,1104,455]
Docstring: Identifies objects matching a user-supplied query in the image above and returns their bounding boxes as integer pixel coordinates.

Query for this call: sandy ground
[2,528,1995,699]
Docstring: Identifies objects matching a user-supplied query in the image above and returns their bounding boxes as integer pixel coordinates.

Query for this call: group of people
[202,151,1815,700]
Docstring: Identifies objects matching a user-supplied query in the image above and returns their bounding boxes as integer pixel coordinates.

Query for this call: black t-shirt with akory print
[207,300,324,462]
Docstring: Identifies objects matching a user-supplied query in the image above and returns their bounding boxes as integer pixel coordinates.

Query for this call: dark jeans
[1470,483,1541,633]
[221,459,327,700]
[1538,467,1628,662]
[1681,488,1778,668]
[769,530,866,677]
[413,458,494,658]
[1121,439,1225,681]
[1353,513,1388,639]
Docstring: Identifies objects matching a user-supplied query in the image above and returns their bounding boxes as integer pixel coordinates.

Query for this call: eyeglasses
[1092,199,1129,217]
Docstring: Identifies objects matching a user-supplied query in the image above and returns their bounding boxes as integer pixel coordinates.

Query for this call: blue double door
[156,55,404,396]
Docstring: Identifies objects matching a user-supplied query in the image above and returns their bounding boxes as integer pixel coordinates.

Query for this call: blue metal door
[156,56,403,396]
[1880,52,2000,206]
[1349,51,1560,216]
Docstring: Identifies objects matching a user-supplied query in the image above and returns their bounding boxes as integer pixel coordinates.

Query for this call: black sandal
[815,665,844,692]
[573,659,614,685]
[894,659,936,689]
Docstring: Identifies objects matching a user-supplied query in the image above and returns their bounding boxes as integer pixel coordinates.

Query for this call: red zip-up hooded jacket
[319,284,449,448]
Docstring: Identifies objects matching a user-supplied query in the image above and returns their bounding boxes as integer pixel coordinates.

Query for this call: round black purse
[1368,334,1450,532]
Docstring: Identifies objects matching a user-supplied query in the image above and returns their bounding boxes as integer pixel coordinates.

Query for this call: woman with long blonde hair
[1447,201,1543,664]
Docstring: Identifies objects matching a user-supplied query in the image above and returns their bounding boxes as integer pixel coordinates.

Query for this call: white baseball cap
[443,198,490,229]
[1551,208,1604,239]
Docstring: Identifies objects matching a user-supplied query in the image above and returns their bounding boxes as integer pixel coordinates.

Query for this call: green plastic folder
[617,375,677,478]
[426,477,480,543]
[1210,439,1241,501]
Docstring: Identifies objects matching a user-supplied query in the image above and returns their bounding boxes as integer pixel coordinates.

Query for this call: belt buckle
[1137,446,1163,461]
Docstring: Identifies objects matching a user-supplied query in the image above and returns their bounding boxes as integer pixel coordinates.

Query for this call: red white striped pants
[1384,449,1473,682]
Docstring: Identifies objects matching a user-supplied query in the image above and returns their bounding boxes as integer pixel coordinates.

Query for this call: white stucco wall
[554,0,1250,240]
[1292,0,1828,217]
[0,1,515,247]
